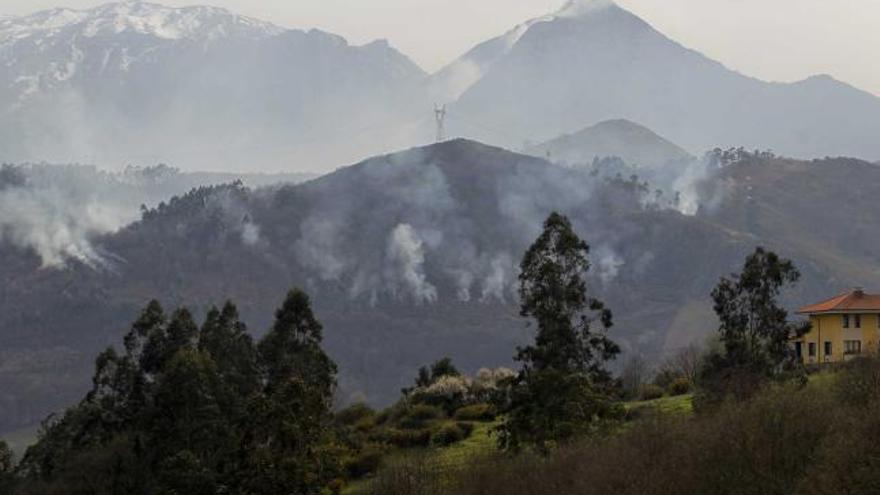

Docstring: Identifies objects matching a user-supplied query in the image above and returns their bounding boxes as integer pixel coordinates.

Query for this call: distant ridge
[525,119,694,167]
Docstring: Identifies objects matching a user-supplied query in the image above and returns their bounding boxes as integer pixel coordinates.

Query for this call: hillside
[524,119,694,167]
[3,140,880,436]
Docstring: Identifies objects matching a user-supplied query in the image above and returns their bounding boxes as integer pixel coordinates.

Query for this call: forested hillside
[3,140,880,435]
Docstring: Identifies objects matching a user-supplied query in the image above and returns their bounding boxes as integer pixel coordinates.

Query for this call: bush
[399,404,445,429]
[336,402,376,425]
[667,377,691,396]
[457,421,475,437]
[835,357,880,406]
[384,428,432,448]
[431,423,467,447]
[344,444,385,479]
[639,384,664,401]
[453,403,496,422]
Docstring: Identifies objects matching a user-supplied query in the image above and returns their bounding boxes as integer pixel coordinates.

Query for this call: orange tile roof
[797,289,880,314]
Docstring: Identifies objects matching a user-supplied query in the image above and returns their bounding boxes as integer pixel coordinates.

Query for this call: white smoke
[0,164,282,268]
[0,166,138,267]
[481,253,516,303]
[593,245,624,284]
[385,223,438,304]
[294,217,348,282]
[241,221,260,246]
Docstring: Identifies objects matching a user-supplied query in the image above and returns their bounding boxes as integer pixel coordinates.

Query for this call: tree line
[0,211,812,493]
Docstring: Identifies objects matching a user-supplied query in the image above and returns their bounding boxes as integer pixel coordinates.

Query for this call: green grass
[626,393,694,416]
[342,421,498,494]
[342,394,698,494]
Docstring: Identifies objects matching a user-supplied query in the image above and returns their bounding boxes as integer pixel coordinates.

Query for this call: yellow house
[795,288,880,364]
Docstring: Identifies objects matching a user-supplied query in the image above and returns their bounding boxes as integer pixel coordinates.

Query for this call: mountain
[0,2,428,171]
[438,0,880,160]
[4,138,880,435]
[525,119,694,168]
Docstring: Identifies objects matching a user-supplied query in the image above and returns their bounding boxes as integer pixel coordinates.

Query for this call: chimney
[853,287,864,297]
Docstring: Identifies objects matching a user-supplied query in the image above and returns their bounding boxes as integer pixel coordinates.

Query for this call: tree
[0,440,14,490]
[699,247,810,404]
[258,289,337,397]
[243,289,341,494]
[654,343,704,388]
[497,212,621,452]
[16,290,342,495]
[199,301,260,398]
[620,353,649,399]
[404,356,461,394]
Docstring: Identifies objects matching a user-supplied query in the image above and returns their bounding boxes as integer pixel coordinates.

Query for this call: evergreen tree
[699,247,810,403]
[244,289,341,494]
[16,290,341,495]
[199,301,260,398]
[150,349,226,494]
[498,212,620,453]
[258,289,337,397]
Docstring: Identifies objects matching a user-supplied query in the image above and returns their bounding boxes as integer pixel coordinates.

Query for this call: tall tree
[244,289,341,494]
[700,247,809,403]
[258,289,337,397]
[498,212,620,452]
[199,301,260,398]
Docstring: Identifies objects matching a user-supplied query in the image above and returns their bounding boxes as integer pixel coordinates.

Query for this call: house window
[824,341,832,357]
[855,314,862,328]
[809,342,817,357]
[795,342,803,359]
[844,340,862,355]
[843,315,850,328]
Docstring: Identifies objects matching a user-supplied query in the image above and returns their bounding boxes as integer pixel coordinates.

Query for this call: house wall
[796,313,880,364]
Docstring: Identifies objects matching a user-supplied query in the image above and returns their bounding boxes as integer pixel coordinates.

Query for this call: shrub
[431,423,467,447]
[639,384,664,401]
[384,428,432,448]
[344,444,385,479]
[835,357,880,406]
[667,377,691,396]
[336,402,376,426]
[457,421,475,437]
[453,403,496,422]
[407,404,445,421]
[399,404,445,429]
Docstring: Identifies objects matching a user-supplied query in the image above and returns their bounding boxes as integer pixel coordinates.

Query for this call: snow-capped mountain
[0,1,428,171]
[0,2,283,99]
[439,0,880,161]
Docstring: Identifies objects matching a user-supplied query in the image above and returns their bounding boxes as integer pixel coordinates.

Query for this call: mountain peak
[0,1,284,43]
[555,0,618,18]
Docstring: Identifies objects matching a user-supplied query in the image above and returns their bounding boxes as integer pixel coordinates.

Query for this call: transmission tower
[434,103,447,143]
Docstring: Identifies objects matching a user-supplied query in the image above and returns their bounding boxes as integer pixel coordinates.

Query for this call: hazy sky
[2,0,879,95]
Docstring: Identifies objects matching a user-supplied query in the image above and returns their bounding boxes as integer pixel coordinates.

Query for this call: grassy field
[343,393,697,494]
[626,393,694,416]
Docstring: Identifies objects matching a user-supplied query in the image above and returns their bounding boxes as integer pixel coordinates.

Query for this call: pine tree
[497,212,620,453]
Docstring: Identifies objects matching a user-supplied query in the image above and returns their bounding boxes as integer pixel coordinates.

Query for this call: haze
[2,0,879,96]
